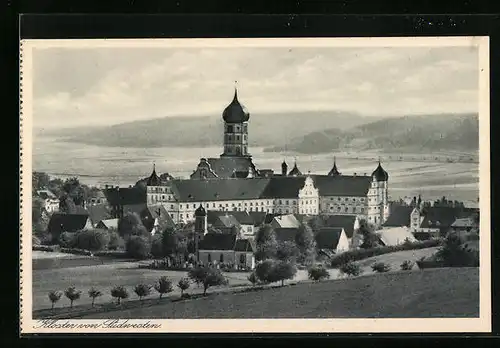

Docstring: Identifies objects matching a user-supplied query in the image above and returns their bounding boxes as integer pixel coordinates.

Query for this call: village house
[270,214,301,229]
[197,233,256,270]
[314,227,350,254]
[449,216,479,241]
[37,189,60,214]
[47,213,93,241]
[139,204,176,235]
[103,185,147,219]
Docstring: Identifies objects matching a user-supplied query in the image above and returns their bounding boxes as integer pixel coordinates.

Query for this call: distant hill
[37,111,375,148]
[264,113,479,154]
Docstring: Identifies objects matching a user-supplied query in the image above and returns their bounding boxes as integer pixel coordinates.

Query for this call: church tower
[221,85,251,158]
[367,160,389,226]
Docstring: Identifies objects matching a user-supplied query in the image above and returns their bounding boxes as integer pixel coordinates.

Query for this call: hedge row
[330,239,441,268]
[33,244,127,258]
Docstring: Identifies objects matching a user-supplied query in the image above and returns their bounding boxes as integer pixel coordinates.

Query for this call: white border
[19,36,491,334]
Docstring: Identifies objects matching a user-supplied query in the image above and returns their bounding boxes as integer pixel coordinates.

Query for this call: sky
[32,45,479,129]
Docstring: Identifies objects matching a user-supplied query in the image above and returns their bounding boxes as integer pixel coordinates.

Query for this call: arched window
[208,254,212,263]
[240,254,245,264]
[220,254,224,263]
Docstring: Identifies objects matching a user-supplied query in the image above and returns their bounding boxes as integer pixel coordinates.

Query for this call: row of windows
[205,253,247,264]
[328,206,365,213]
[328,197,365,203]
[226,124,248,133]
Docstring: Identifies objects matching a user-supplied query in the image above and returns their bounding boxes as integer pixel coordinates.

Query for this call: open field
[78,268,479,319]
[32,247,439,312]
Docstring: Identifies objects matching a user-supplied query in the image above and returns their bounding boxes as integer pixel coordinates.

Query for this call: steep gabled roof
[248,211,267,226]
[206,157,255,179]
[319,215,357,238]
[87,204,111,225]
[216,214,241,228]
[378,227,416,246]
[141,204,175,232]
[420,207,477,228]
[271,214,301,229]
[199,233,237,250]
[104,187,147,206]
[315,227,344,250]
[382,205,414,227]
[96,218,119,230]
[48,213,90,234]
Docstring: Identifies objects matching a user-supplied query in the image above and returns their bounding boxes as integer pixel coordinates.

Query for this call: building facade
[146,87,390,227]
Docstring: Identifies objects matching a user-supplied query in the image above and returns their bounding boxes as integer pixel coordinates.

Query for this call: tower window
[227,125,233,133]
[236,135,240,141]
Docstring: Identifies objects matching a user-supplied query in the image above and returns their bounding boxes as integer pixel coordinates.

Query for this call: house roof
[122,203,148,216]
[315,227,344,250]
[311,175,372,197]
[377,227,417,246]
[87,204,111,225]
[382,205,414,227]
[272,214,301,229]
[451,217,476,228]
[207,210,255,226]
[104,187,147,206]
[274,227,300,242]
[216,214,241,228]
[234,238,256,252]
[48,213,90,234]
[419,207,477,228]
[199,233,237,250]
[248,211,267,226]
[140,204,176,232]
[96,218,119,229]
[312,215,357,238]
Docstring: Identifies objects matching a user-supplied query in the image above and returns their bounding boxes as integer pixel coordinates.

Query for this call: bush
[110,285,129,305]
[74,229,110,251]
[177,277,190,296]
[247,272,258,286]
[330,239,440,268]
[58,232,76,248]
[371,262,391,273]
[88,287,102,307]
[133,283,152,302]
[308,265,330,281]
[108,231,125,250]
[64,286,82,308]
[339,262,362,277]
[48,290,62,310]
[436,234,479,267]
[400,260,415,271]
[188,266,227,295]
[154,277,173,299]
[126,235,151,260]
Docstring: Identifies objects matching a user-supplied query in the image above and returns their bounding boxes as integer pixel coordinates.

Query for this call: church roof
[205,157,256,179]
[288,162,302,176]
[146,165,161,186]
[222,88,250,123]
[328,159,340,176]
[371,161,389,181]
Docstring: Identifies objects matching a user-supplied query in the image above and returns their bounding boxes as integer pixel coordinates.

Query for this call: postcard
[20,36,490,333]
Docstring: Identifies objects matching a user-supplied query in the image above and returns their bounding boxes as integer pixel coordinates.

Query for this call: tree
[295,224,316,264]
[151,234,164,258]
[32,197,49,236]
[64,286,81,308]
[276,241,299,262]
[247,272,258,287]
[188,266,228,295]
[356,219,380,249]
[134,283,152,302]
[62,177,86,206]
[59,194,77,214]
[371,262,391,273]
[154,277,173,299]
[339,262,362,277]
[88,287,102,307]
[177,277,190,296]
[58,232,76,248]
[110,285,129,305]
[255,224,278,261]
[48,178,64,198]
[126,235,152,260]
[48,290,62,310]
[436,234,477,267]
[118,212,149,239]
[74,229,110,251]
[308,265,330,281]
[255,259,276,284]
[272,261,297,286]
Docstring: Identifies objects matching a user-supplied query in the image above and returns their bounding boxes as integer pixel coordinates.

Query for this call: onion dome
[371,161,389,181]
[195,204,207,217]
[288,161,302,176]
[328,157,340,176]
[146,164,161,186]
[222,88,250,123]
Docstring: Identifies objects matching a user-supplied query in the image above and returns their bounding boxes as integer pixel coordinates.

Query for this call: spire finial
[233,80,238,100]
[153,162,156,172]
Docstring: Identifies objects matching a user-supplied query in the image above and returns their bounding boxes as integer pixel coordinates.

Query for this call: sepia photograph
[20,37,490,333]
